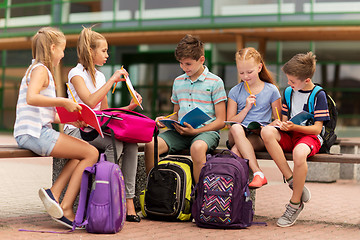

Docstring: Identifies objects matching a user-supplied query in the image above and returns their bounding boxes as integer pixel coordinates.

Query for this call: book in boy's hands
[289,111,314,125]
[225,121,264,130]
[56,104,104,138]
[159,107,212,130]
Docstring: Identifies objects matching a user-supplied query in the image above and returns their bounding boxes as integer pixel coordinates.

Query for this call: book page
[159,107,211,130]
[56,104,103,138]
[124,73,143,110]
[179,107,212,129]
[159,119,181,130]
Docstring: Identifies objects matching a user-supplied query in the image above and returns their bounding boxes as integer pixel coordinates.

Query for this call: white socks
[253,171,264,179]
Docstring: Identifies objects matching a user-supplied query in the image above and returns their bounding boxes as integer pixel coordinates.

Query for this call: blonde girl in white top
[65,26,142,222]
[14,27,99,229]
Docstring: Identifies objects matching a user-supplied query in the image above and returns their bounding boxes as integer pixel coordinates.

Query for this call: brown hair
[282,52,317,80]
[235,47,275,85]
[175,34,204,61]
[30,27,66,80]
[77,26,106,87]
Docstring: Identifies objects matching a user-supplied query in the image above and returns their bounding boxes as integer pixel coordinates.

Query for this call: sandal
[126,214,141,222]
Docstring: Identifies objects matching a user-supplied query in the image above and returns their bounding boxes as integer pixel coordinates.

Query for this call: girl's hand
[245,94,256,109]
[130,91,142,105]
[110,68,128,83]
[128,91,142,110]
[70,120,88,128]
[63,98,82,112]
[280,121,295,131]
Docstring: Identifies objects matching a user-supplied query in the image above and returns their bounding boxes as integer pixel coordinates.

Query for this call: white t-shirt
[65,63,106,130]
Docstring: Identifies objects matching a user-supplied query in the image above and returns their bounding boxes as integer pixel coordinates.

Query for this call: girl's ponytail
[28,27,65,82]
[77,26,106,87]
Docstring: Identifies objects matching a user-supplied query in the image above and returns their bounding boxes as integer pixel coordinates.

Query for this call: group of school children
[13,26,330,229]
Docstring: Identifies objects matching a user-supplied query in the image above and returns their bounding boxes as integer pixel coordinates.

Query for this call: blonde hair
[29,27,66,80]
[235,47,275,85]
[282,52,317,81]
[175,34,204,61]
[77,26,106,87]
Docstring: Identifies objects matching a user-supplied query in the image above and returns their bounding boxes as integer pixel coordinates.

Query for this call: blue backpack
[284,84,338,153]
[192,150,254,229]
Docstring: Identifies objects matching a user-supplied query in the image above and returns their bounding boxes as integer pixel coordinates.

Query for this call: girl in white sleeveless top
[14,27,99,229]
[64,26,142,222]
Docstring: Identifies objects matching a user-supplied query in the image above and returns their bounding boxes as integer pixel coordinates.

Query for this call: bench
[0,145,39,158]
[2,137,360,163]
[136,136,360,164]
[4,137,359,210]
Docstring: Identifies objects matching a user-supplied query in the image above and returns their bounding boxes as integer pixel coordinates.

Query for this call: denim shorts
[15,126,60,157]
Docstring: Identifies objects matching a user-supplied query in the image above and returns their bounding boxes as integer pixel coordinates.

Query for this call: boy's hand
[269,119,282,127]
[280,121,295,131]
[173,122,197,136]
[155,116,166,128]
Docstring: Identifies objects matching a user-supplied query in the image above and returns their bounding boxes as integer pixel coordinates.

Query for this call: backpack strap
[307,85,323,114]
[284,86,293,118]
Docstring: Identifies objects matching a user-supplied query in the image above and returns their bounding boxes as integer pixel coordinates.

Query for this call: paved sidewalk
[0,134,359,239]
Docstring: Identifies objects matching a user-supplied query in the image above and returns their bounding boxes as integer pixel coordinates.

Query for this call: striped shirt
[13,61,56,138]
[171,66,227,122]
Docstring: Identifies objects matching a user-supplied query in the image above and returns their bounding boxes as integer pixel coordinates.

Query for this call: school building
[1,0,360,135]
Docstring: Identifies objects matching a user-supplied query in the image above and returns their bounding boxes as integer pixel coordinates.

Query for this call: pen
[112,65,124,94]
[66,83,81,113]
[66,83,77,103]
[156,112,177,123]
[245,81,256,106]
[164,112,177,119]
[275,107,280,120]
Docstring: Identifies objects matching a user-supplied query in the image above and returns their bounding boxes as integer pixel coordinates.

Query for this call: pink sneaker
[249,175,268,189]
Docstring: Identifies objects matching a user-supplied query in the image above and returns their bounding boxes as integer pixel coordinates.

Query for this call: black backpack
[284,84,338,153]
[139,133,194,221]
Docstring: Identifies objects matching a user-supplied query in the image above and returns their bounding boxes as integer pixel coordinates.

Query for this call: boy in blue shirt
[144,34,227,183]
[261,52,330,227]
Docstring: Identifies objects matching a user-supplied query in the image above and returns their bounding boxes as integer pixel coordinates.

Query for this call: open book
[56,104,104,138]
[225,121,264,130]
[289,111,314,125]
[124,72,143,110]
[160,107,212,130]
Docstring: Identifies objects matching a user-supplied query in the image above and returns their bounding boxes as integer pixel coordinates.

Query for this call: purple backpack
[73,153,126,233]
[192,150,254,229]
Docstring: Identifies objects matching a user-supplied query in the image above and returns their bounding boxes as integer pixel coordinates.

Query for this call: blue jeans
[15,126,60,156]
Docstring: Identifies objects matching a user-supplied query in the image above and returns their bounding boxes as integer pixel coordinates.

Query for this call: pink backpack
[82,108,156,143]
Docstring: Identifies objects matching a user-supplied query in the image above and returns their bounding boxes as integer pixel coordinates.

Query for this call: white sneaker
[38,188,63,219]
[277,203,304,227]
